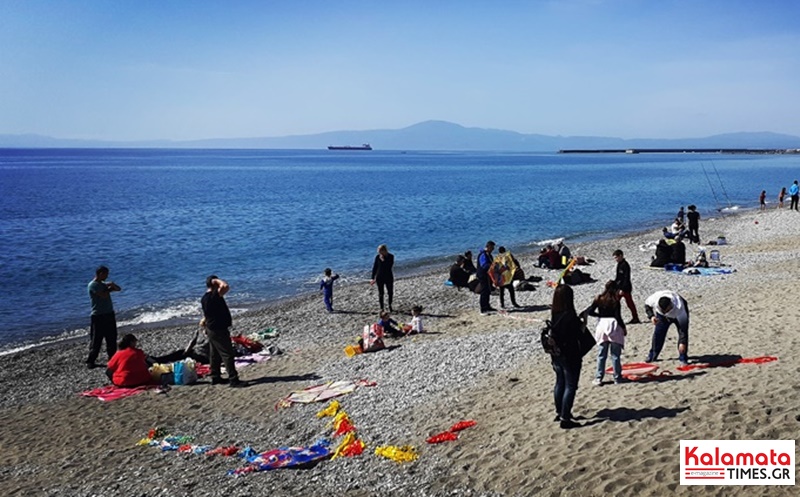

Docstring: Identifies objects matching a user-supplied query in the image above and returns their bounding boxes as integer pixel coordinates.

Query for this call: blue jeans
[552,356,581,420]
[323,291,333,312]
[596,342,623,381]
[647,307,689,362]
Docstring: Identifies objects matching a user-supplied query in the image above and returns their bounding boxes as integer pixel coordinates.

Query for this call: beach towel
[681,267,736,276]
[80,384,161,402]
[276,379,376,409]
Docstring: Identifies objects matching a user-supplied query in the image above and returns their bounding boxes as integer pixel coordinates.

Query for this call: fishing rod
[710,160,733,209]
[701,162,722,212]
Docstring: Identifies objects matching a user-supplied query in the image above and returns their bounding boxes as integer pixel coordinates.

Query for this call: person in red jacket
[106,333,198,387]
[106,334,154,387]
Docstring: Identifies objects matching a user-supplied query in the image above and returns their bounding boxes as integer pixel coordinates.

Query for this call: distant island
[2,121,799,152]
[560,148,800,155]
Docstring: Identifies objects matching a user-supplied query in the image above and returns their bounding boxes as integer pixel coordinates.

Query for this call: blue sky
[1,0,799,140]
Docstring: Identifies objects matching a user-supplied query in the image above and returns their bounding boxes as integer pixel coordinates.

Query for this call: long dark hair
[551,284,576,317]
[595,280,618,309]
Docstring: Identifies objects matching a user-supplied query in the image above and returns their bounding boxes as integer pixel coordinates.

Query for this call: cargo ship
[327,143,372,151]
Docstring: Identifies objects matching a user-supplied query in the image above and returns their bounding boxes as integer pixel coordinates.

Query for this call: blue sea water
[1,148,798,350]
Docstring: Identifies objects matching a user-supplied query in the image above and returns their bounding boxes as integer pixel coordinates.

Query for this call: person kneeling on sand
[584,281,627,386]
[106,333,198,388]
[449,255,471,288]
[409,305,425,334]
[644,291,690,365]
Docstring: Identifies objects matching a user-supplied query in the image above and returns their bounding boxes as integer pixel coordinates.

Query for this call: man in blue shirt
[476,241,496,315]
[87,265,121,368]
[789,180,799,211]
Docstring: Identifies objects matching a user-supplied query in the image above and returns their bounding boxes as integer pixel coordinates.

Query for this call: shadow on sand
[593,405,691,423]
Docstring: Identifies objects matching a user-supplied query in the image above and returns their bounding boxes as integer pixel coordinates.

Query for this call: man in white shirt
[644,290,689,365]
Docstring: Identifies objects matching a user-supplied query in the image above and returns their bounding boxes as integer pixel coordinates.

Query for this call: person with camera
[86,265,122,369]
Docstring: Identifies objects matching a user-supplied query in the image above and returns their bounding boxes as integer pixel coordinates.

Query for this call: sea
[1,148,798,352]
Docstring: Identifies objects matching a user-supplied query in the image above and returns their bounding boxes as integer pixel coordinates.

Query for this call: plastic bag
[173,359,198,385]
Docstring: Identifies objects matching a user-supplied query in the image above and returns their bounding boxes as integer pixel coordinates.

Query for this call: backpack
[540,319,561,357]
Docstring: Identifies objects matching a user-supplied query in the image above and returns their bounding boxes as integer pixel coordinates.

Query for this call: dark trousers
[87,313,117,365]
[323,291,334,312]
[791,194,799,211]
[688,226,699,244]
[552,356,581,420]
[647,302,690,362]
[146,350,186,366]
[376,278,393,311]
[499,284,518,307]
[478,274,492,312]
[206,327,238,381]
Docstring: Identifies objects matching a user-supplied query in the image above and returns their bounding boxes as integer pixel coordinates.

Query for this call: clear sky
[1,0,799,141]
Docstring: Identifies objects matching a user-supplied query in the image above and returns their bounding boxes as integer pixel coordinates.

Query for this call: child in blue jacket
[319,268,340,312]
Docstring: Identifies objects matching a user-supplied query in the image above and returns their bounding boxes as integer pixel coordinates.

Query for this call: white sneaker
[592,378,603,386]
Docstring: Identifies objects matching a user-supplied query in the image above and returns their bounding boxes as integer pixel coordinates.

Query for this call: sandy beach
[1,208,798,497]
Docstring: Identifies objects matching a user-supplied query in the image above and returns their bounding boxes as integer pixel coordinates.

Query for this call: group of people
[87,266,245,388]
[549,249,690,429]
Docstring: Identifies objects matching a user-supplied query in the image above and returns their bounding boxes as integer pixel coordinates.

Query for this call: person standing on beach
[319,268,339,313]
[677,206,685,224]
[789,180,799,211]
[370,244,395,311]
[686,205,700,244]
[759,190,767,211]
[86,265,121,368]
[585,281,627,386]
[778,187,786,209]
[612,250,640,324]
[200,275,243,387]
[495,246,522,309]
[644,290,689,365]
[476,241,496,315]
[550,284,584,429]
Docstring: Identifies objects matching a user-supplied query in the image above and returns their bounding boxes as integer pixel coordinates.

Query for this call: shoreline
[0,204,756,356]
[1,206,799,495]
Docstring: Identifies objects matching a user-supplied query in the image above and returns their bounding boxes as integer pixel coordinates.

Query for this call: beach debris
[247,327,279,342]
[375,445,419,463]
[605,362,666,381]
[276,379,376,409]
[427,431,459,444]
[449,420,477,432]
[332,432,365,459]
[426,419,478,444]
[316,400,341,418]
[229,440,333,475]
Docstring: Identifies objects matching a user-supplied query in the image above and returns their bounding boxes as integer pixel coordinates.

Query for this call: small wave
[531,237,564,247]
[117,302,201,327]
[720,205,740,212]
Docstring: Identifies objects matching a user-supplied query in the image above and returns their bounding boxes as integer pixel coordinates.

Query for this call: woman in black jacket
[370,244,395,311]
[550,284,585,429]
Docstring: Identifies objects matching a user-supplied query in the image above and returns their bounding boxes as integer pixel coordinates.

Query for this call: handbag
[577,324,597,358]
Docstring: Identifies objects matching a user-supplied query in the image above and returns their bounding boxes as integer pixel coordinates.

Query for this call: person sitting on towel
[106,333,198,387]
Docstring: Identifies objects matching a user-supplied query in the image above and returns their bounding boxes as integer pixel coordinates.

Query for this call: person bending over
[644,290,690,365]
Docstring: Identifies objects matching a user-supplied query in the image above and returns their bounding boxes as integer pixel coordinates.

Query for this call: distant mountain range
[2,120,800,151]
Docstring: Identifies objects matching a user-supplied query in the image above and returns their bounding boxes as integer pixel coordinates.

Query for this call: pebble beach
[1,207,799,497]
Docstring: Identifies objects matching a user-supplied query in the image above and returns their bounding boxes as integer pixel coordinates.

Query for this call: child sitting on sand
[378,310,404,338]
[319,268,340,313]
[409,305,425,334]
